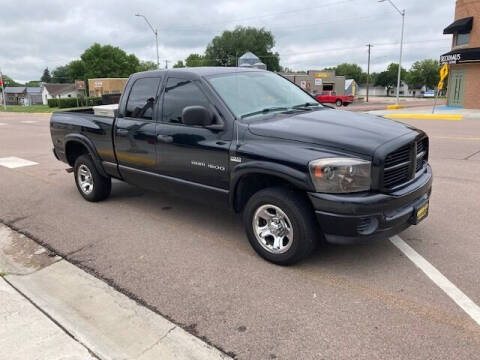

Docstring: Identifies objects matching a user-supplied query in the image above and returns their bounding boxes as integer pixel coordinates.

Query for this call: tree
[406,59,439,90]
[25,80,41,87]
[41,68,51,83]
[333,63,366,84]
[68,60,86,82]
[1,75,23,87]
[204,26,280,71]
[185,54,207,67]
[51,65,70,83]
[173,60,185,68]
[375,63,407,96]
[137,61,158,72]
[80,43,140,79]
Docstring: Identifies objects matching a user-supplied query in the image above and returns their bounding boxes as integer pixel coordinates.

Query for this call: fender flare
[229,161,313,210]
[64,134,108,177]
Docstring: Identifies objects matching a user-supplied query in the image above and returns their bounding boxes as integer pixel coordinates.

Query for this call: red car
[315,91,354,107]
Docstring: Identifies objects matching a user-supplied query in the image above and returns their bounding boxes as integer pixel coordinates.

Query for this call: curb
[384,114,463,120]
[386,104,404,110]
[0,224,231,360]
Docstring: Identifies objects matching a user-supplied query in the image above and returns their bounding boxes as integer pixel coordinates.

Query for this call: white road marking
[390,235,480,326]
[0,157,38,168]
[20,120,38,124]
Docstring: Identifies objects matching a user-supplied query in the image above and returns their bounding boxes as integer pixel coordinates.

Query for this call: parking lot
[0,111,479,359]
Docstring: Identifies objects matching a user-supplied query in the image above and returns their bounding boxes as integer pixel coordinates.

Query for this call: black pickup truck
[50,67,432,265]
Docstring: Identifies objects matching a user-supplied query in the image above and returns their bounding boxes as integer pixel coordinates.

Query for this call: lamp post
[378,0,405,105]
[135,14,160,69]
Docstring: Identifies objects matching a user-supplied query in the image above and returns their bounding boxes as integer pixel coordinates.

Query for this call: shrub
[58,98,79,108]
[47,99,58,107]
[84,96,102,106]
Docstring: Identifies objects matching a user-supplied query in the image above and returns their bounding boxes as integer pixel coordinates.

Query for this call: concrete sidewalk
[366,105,480,119]
[0,224,231,360]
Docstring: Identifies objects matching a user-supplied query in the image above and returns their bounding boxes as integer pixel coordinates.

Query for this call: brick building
[440,0,480,108]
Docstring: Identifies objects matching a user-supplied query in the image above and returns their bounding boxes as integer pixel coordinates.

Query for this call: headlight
[309,158,371,193]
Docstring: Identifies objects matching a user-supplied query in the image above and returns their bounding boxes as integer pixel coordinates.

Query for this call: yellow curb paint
[385,114,463,120]
[386,104,404,110]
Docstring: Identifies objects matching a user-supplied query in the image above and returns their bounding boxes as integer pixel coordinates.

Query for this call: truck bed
[50,108,117,167]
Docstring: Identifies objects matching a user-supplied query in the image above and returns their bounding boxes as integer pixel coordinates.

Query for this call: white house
[358,82,426,98]
[42,83,83,105]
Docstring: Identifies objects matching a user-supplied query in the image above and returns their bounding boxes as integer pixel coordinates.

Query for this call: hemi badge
[230,156,242,163]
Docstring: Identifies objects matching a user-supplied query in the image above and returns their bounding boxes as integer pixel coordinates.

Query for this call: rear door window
[125,77,161,120]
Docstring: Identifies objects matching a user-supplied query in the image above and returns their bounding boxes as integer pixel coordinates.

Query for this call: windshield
[207,71,321,119]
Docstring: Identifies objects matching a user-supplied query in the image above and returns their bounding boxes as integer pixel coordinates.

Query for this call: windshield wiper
[241,107,289,119]
[291,102,320,110]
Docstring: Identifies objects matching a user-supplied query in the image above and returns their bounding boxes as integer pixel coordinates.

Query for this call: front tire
[243,187,318,265]
[74,154,111,202]
[336,99,343,107]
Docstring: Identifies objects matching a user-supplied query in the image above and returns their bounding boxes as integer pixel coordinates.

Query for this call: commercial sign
[440,47,480,65]
[440,53,461,64]
[314,78,323,86]
[75,80,85,90]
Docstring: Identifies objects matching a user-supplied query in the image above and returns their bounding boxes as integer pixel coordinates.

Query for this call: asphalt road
[0,112,479,359]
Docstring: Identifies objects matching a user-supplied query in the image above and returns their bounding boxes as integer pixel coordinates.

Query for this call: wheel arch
[64,134,107,177]
[230,161,313,213]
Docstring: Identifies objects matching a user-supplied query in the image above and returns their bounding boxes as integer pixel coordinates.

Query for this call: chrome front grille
[383,137,428,189]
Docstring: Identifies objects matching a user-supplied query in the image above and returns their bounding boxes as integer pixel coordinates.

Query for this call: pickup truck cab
[51,67,432,265]
[315,91,354,107]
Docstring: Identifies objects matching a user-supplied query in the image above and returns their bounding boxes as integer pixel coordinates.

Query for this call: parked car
[423,90,435,98]
[315,91,354,106]
[50,68,432,265]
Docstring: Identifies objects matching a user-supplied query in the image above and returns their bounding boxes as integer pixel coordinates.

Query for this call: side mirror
[182,106,214,127]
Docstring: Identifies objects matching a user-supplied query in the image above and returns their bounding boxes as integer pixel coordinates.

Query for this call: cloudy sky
[2,0,455,82]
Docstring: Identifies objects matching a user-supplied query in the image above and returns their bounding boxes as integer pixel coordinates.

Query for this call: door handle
[157,134,173,143]
[116,129,129,136]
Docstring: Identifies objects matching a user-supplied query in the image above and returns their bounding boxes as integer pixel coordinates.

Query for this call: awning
[443,17,473,34]
[440,47,480,65]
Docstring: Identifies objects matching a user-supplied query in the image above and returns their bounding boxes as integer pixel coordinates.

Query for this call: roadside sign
[437,80,444,90]
[440,64,449,81]
[75,80,85,90]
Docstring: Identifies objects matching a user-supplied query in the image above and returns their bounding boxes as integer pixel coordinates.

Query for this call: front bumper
[308,165,433,244]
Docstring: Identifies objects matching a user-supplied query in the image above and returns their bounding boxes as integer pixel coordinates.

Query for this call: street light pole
[135,14,160,69]
[379,0,405,105]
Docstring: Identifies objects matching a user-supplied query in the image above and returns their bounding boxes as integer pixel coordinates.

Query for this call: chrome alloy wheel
[77,164,94,195]
[252,204,293,254]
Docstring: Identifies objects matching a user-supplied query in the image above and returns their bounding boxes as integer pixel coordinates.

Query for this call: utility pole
[378,0,405,105]
[165,60,169,69]
[366,44,373,103]
[135,14,160,69]
[0,69,6,110]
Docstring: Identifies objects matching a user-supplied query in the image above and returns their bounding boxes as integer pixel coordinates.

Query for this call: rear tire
[243,187,318,265]
[74,154,111,202]
[336,99,343,107]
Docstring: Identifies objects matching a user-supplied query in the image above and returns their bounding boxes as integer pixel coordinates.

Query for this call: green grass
[0,105,91,113]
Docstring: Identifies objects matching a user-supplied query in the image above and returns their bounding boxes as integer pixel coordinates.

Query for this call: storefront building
[440,0,480,108]
[88,78,128,97]
[280,70,346,95]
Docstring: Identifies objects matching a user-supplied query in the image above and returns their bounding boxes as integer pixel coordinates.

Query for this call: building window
[456,32,470,46]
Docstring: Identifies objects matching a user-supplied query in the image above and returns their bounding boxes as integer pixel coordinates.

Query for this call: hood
[247,109,416,156]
